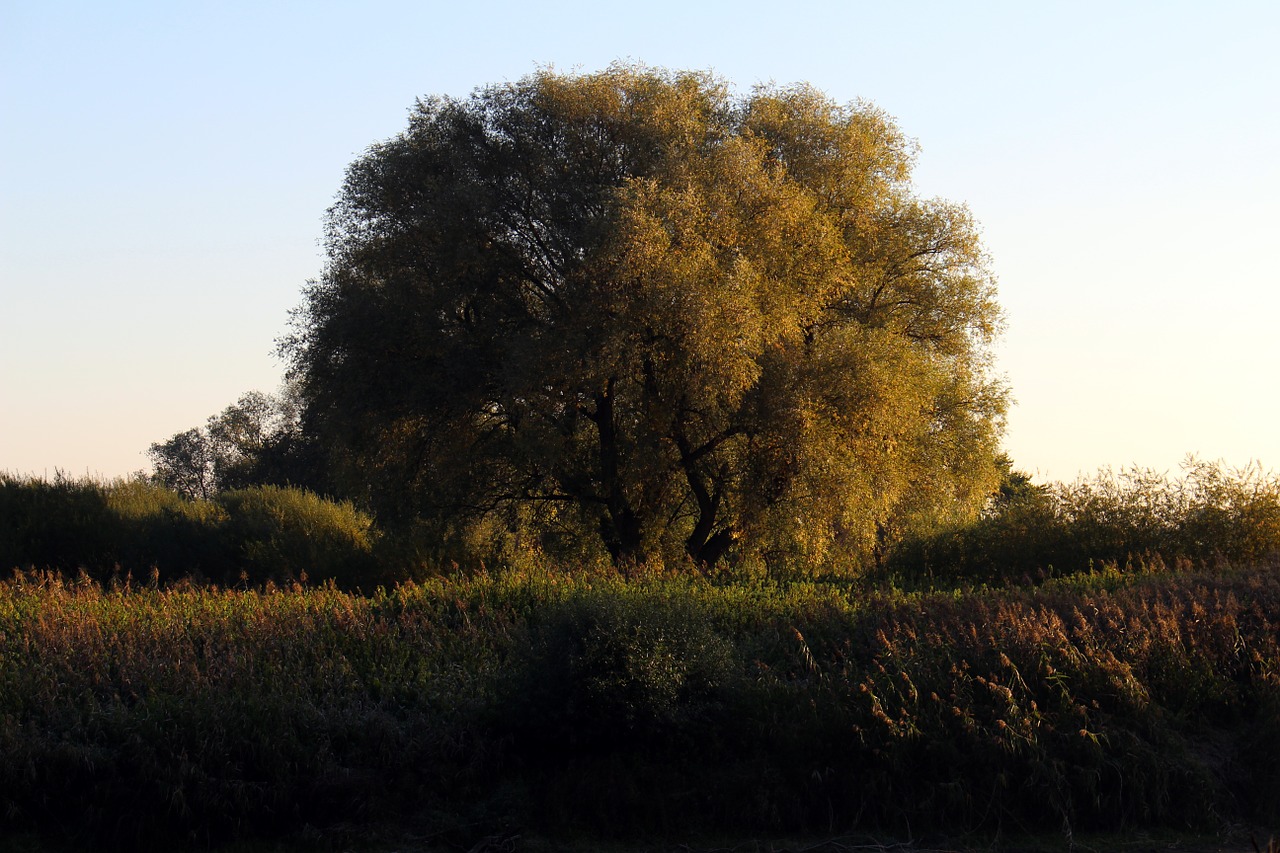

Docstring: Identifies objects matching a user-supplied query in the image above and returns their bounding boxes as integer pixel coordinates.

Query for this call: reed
[2,563,1278,848]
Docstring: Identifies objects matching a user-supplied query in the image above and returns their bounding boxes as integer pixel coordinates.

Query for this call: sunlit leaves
[287,64,1008,568]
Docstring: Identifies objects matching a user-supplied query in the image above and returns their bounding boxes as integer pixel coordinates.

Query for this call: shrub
[500,586,737,752]
[0,476,387,589]
[104,478,230,581]
[1179,457,1280,565]
[0,473,117,574]
[216,485,380,588]
[889,458,1280,586]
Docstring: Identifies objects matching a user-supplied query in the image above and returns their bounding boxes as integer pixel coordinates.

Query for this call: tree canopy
[148,389,319,500]
[284,64,1007,569]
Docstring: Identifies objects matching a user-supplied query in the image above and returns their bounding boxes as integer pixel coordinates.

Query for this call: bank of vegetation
[1,461,1278,851]
[6,66,1280,850]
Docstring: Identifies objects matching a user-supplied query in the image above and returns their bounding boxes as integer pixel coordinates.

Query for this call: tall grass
[0,571,513,848]
[2,562,1278,849]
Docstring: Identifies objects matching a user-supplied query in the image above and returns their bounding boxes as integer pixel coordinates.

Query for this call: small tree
[148,427,217,500]
[148,388,318,499]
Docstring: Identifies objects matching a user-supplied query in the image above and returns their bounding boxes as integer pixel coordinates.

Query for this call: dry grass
[1,562,1278,850]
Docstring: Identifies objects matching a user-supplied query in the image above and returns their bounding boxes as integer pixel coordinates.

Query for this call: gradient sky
[2,0,1277,484]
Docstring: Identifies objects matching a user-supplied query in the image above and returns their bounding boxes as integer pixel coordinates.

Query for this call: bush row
[889,458,1280,585]
[2,565,1278,849]
[6,459,1279,589]
[0,475,383,589]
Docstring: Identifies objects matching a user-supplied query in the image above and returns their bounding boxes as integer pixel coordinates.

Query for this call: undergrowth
[1,561,1278,849]
[0,475,381,588]
[888,458,1280,587]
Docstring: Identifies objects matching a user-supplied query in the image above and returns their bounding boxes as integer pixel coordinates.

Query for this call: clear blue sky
[3,0,1277,484]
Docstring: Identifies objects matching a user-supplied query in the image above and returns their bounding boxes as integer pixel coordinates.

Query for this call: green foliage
[501,585,736,750]
[286,63,1007,569]
[216,485,380,587]
[148,387,323,500]
[889,457,1280,585]
[146,426,218,499]
[0,473,117,572]
[105,477,231,578]
[0,475,382,589]
[1178,457,1280,564]
[0,576,503,849]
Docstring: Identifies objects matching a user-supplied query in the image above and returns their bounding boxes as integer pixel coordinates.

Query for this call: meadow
[1,466,1279,850]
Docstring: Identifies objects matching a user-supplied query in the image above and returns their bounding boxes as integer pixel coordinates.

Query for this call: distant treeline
[3,457,1279,588]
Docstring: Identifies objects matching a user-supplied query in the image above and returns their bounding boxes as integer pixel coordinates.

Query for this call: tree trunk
[592,378,645,564]
[675,428,735,567]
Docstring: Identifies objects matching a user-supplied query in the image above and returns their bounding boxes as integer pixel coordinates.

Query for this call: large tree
[285,64,1007,568]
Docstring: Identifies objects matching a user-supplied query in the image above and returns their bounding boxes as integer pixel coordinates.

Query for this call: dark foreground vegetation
[2,562,1278,851]
[2,461,1280,851]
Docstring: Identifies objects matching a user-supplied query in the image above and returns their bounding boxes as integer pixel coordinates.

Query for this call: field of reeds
[3,560,1279,850]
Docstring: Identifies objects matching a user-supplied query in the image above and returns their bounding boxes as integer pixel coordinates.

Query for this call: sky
[2,0,1278,485]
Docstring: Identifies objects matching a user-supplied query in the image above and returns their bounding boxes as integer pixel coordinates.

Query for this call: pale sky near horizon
[2,1,1278,485]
